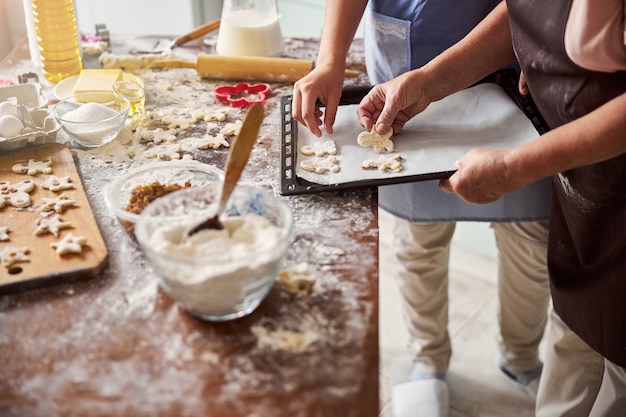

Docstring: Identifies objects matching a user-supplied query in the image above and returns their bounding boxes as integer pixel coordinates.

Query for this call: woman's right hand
[357,70,434,135]
[292,63,346,137]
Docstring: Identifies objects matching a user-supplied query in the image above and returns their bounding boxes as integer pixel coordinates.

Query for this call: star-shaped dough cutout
[51,233,87,255]
[34,214,73,237]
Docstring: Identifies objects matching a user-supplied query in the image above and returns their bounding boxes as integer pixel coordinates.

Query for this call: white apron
[364,0,552,222]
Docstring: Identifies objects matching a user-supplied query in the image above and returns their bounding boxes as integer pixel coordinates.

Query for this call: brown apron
[508,0,626,366]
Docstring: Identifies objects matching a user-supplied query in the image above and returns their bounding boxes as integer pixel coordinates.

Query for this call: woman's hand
[357,70,433,135]
[292,64,346,137]
[439,148,523,204]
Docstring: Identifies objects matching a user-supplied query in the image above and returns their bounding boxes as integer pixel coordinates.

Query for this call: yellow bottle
[31,0,83,84]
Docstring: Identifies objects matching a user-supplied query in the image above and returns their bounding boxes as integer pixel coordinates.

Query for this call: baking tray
[279,70,548,195]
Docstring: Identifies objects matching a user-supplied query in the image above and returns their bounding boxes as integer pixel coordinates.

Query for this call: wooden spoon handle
[217,103,265,214]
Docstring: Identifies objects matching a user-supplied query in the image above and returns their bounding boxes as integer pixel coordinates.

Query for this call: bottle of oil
[31,0,83,83]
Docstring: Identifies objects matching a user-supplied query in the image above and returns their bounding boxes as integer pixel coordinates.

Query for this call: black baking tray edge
[279,69,548,196]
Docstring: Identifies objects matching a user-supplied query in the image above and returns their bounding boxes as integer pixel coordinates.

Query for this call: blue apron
[364,0,552,222]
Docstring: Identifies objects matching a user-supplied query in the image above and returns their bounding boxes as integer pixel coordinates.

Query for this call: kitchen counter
[0,36,379,416]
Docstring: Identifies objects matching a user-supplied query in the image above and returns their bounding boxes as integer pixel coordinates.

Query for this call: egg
[0,101,17,117]
[0,115,24,137]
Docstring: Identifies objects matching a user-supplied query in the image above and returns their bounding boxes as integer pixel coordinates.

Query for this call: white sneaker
[389,355,449,417]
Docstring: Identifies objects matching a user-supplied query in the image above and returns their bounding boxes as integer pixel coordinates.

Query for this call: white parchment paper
[295,83,539,185]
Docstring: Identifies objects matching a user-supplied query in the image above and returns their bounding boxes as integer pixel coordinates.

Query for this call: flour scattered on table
[300,155,340,174]
[278,262,317,295]
[357,126,394,153]
[51,232,87,255]
[251,325,319,352]
[361,154,403,172]
[42,175,74,192]
[300,139,337,157]
[0,246,29,267]
[0,179,35,208]
[12,158,53,175]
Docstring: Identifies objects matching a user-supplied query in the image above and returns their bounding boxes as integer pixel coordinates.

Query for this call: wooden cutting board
[0,143,107,293]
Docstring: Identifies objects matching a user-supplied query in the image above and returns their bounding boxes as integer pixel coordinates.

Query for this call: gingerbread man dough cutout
[300,139,338,157]
[12,158,53,175]
[361,154,404,172]
[300,155,340,174]
[0,179,36,208]
[357,126,394,154]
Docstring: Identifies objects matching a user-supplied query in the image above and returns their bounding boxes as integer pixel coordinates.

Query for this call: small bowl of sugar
[52,91,130,148]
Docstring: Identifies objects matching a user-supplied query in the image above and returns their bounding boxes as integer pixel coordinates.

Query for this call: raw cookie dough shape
[357,126,394,154]
[279,262,316,295]
[220,120,242,137]
[34,214,73,237]
[361,154,404,172]
[300,139,338,157]
[42,175,74,192]
[51,232,87,255]
[39,194,78,213]
[12,158,53,175]
[300,155,340,174]
[0,246,30,268]
[0,179,36,208]
[0,226,10,241]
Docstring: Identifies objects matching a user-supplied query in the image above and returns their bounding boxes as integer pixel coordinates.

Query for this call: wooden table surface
[0,36,379,417]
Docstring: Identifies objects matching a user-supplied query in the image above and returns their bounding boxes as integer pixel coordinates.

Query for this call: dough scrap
[300,155,340,174]
[300,139,338,157]
[0,179,36,208]
[51,233,87,255]
[34,214,72,237]
[186,134,230,150]
[39,194,78,213]
[278,262,316,295]
[42,175,74,192]
[0,226,10,241]
[361,153,404,172]
[357,126,394,154]
[220,121,242,137]
[0,246,30,267]
[12,158,53,175]
[136,127,177,144]
[142,144,182,161]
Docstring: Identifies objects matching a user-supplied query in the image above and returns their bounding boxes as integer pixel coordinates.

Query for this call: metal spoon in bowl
[185,103,264,236]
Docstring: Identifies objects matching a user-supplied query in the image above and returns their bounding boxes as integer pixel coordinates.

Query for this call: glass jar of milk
[216,0,285,57]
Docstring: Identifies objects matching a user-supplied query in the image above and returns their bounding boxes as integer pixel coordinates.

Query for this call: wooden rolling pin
[152,55,359,83]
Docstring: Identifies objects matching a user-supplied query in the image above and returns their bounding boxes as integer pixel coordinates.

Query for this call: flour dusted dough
[12,158,53,175]
[300,155,340,174]
[51,233,87,255]
[42,175,74,192]
[300,139,338,157]
[0,226,10,241]
[34,214,72,237]
[357,126,394,154]
[0,246,30,267]
[39,194,78,213]
[278,262,316,295]
[361,154,404,172]
[0,179,36,208]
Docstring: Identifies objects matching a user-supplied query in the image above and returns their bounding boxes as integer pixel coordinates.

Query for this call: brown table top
[0,36,379,416]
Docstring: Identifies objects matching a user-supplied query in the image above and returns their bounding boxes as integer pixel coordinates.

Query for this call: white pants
[536,310,626,417]
[389,217,551,374]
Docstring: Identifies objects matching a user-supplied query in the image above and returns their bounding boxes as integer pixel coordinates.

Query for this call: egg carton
[0,84,61,153]
[0,105,61,153]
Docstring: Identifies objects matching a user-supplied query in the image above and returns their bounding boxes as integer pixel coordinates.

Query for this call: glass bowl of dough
[134,183,294,322]
[51,91,130,148]
[104,160,224,239]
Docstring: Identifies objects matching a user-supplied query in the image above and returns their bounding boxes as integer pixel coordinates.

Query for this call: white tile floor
[378,208,541,417]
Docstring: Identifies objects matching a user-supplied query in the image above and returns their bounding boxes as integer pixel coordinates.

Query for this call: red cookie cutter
[214,82,270,107]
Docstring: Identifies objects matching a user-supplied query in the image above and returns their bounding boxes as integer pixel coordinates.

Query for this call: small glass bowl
[104,160,224,238]
[52,92,129,148]
[135,184,294,322]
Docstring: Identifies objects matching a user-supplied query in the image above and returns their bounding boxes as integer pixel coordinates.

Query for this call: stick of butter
[72,69,123,102]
